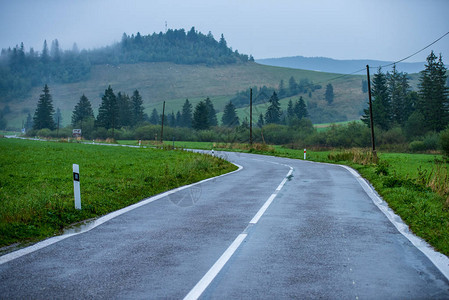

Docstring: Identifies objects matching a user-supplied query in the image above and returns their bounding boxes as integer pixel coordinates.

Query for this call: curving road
[1,151,449,299]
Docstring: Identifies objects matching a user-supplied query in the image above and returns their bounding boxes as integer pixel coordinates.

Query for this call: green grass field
[0,138,237,248]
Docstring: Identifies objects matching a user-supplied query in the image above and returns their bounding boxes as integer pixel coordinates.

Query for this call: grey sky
[0,0,448,63]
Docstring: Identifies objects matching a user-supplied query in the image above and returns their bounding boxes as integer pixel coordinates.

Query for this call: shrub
[409,141,427,152]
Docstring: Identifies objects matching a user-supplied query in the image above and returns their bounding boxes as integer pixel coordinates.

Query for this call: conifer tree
[117,92,132,127]
[192,100,210,130]
[72,94,94,126]
[149,108,159,125]
[417,51,449,132]
[294,96,309,120]
[265,92,282,124]
[222,101,239,127]
[257,113,265,128]
[96,86,119,129]
[204,97,218,126]
[181,99,193,128]
[362,68,390,130]
[130,89,145,126]
[287,99,294,119]
[33,84,55,130]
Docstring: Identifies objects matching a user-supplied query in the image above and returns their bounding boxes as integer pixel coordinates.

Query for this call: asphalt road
[1,151,448,299]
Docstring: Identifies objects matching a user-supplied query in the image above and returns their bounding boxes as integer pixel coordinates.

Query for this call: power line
[314,30,449,86]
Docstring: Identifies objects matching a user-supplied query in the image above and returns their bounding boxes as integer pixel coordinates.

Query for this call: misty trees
[265,92,282,124]
[131,90,146,126]
[96,86,119,129]
[72,94,94,126]
[149,109,160,125]
[33,84,55,130]
[204,97,218,126]
[180,99,193,128]
[192,101,210,130]
[222,101,239,127]
[417,51,449,132]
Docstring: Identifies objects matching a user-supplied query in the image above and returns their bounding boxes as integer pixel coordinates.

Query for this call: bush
[409,141,427,152]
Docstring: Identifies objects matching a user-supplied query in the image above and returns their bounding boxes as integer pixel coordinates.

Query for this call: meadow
[0,138,237,249]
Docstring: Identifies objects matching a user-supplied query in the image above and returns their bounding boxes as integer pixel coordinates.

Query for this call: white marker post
[73,164,81,210]
[304,149,307,160]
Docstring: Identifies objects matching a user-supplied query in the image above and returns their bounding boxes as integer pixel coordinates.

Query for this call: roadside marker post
[73,164,81,210]
[304,149,307,160]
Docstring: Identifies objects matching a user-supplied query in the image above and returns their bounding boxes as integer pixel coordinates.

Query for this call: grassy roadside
[0,138,237,249]
[153,140,449,256]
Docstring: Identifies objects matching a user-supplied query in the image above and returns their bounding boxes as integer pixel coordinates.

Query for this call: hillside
[257,56,427,74]
[3,61,423,128]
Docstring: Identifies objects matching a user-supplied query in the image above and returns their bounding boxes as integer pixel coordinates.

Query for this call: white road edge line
[184,165,293,299]
[340,164,449,281]
[0,163,244,265]
[184,234,247,300]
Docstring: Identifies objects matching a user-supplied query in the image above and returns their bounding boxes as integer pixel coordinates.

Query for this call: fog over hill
[256,56,429,74]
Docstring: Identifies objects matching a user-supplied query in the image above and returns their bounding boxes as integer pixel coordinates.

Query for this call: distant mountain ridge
[256,56,427,74]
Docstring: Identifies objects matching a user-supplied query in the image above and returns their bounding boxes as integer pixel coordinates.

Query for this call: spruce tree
[222,101,239,127]
[117,92,132,127]
[362,68,390,130]
[72,94,94,126]
[294,96,309,120]
[181,99,193,128]
[96,86,119,129]
[192,101,210,130]
[131,89,145,126]
[287,99,294,119]
[33,84,55,130]
[204,97,218,126]
[388,65,410,126]
[257,113,265,128]
[149,108,159,125]
[417,51,449,132]
[265,92,282,124]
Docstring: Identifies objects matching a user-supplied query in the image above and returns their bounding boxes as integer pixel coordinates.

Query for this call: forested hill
[0,28,251,103]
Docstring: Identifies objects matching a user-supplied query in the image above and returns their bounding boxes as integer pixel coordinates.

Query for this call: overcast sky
[0,0,448,63]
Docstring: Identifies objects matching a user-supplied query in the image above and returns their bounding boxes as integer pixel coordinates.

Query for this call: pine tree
[72,94,94,126]
[181,99,193,128]
[222,101,239,127]
[176,111,182,127]
[325,83,334,104]
[388,65,410,126]
[33,84,55,130]
[130,89,145,126]
[287,99,294,119]
[417,51,449,132]
[362,68,391,130]
[265,92,282,124]
[149,108,159,125]
[204,97,218,126]
[117,92,132,127]
[96,86,119,129]
[278,80,286,98]
[192,100,209,130]
[288,76,298,96]
[257,113,265,128]
[294,96,309,120]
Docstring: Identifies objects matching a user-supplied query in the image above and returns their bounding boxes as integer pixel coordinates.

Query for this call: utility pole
[160,101,165,143]
[250,88,253,146]
[366,65,377,161]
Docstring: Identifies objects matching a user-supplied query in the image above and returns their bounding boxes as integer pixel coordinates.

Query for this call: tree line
[0,27,252,103]
[362,51,448,137]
